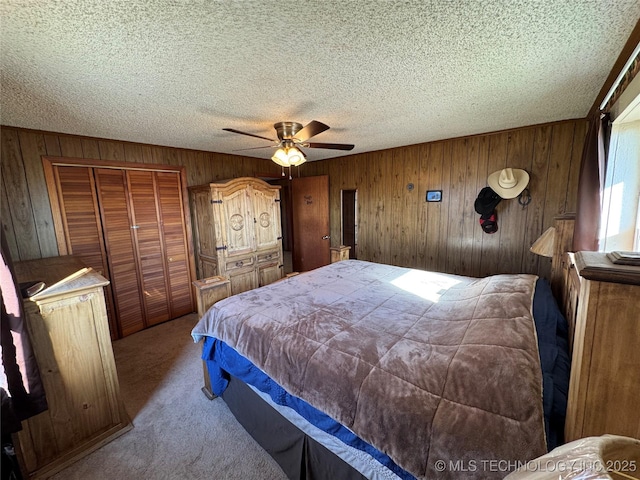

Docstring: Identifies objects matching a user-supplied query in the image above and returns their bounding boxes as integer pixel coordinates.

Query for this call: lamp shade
[271,147,306,167]
[530,227,556,257]
[271,148,289,167]
[286,147,305,166]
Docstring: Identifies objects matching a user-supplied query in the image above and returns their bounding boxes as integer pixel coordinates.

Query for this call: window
[599,76,640,252]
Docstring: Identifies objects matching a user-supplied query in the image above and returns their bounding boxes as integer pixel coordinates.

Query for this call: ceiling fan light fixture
[271,146,306,167]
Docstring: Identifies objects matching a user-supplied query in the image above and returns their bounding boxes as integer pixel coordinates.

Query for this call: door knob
[322,235,330,240]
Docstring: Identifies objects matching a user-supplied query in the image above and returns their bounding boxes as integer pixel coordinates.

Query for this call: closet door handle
[131,225,140,229]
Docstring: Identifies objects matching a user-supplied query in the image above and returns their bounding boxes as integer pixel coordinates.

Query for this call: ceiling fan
[223,120,354,167]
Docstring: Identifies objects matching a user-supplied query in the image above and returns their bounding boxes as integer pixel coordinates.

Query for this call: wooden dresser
[563,251,640,442]
[13,256,132,479]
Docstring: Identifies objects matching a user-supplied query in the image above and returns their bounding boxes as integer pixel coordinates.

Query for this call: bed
[191,259,571,480]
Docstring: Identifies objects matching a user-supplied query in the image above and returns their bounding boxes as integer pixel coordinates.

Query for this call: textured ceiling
[1,1,639,162]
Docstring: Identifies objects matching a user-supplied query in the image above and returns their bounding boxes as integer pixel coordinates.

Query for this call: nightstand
[192,276,231,318]
[192,276,231,400]
[330,245,351,263]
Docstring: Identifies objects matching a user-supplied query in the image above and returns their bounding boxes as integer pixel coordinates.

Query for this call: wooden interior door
[155,171,194,317]
[49,166,119,338]
[94,168,146,336]
[126,170,170,327]
[292,175,330,271]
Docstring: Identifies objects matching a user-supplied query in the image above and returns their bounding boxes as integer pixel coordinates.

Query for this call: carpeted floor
[52,314,287,480]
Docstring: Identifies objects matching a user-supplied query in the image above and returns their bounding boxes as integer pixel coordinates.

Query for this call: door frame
[340,188,358,259]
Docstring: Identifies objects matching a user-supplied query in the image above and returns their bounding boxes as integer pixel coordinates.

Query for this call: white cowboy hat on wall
[488,168,530,199]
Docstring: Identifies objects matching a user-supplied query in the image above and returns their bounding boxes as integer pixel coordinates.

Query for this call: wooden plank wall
[302,119,588,279]
[0,126,280,262]
[1,120,586,279]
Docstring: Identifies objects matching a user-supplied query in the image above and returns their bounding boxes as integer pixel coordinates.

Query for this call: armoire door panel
[219,188,254,256]
[253,187,281,251]
[94,169,145,336]
[228,268,257,295]
[156,172,194,317]
[258,261,281,287]
[191,189,216,259]
[127,170,170,326]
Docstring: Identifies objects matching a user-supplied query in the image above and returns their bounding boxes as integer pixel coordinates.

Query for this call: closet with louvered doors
[44,158,195,339]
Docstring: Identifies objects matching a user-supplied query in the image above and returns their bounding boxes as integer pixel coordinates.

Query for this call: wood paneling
[1,126,281,263]
[303,119,588,279]
[1,128,41,260]
[2,120,585,281]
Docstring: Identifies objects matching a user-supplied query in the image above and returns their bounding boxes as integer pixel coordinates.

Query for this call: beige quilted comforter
[192,260,547,479]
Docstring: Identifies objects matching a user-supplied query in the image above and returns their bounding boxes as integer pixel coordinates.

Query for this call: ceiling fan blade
[223,128,275,142]
[306,142,355,151]
[293,120,330,142]
[232,146,274,152]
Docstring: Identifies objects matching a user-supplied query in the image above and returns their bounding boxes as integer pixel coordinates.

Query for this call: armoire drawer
[226,255,255,271]
[257,250,280,263]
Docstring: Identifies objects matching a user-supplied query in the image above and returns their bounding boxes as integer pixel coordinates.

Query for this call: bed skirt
[222,373,368,480]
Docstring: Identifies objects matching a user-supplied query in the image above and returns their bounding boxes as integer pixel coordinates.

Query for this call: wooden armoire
[189,177,283,294]
[43,157,195,339]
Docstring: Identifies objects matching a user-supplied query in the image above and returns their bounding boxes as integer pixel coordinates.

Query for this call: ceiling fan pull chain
[281,165,285,177]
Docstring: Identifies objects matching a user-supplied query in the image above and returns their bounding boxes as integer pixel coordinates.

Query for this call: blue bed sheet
[532,278,571,450]
[201,277,571,476]
[202,335,413,479]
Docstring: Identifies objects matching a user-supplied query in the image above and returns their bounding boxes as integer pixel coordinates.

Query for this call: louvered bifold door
[94,168,146,336]
[155,172,194,317]
[126,170,171,327]
[51,166,119,338]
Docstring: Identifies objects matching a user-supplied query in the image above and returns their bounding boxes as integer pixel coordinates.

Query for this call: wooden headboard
[548,214,577,353]
[550,214,576,303]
